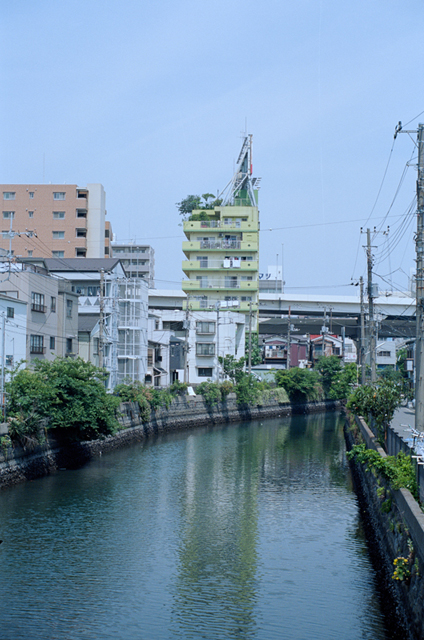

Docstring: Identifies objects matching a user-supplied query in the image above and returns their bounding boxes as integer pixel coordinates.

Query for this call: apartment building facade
[182,136,260,314]
[0,263,78,363]
[0,184,111,260]
[111,241,155,287]
[30,258,149,389]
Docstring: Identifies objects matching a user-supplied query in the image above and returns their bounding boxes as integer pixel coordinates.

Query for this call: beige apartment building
[0,184,112,260]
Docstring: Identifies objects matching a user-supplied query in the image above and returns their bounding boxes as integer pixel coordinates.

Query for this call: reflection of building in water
[172,429,261,638]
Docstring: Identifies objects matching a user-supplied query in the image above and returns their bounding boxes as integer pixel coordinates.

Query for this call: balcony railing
[30,346,46,354]
[31,303,47,313]
[200,240,241,250]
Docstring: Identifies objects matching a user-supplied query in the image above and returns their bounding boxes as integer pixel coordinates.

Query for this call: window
[3,192,15,200]
[66,299,73,318]
[196,256,208,268]
[50,296,56,312]
[87,286,99,296]
[29,192,34,199]
[3,211,14,219]
[6,307,14,318]
[194,295,208,308]
[196,275,208,288]
[66,338,72,353]
[76,209,87,218]
[105,229,110,238]
[31,292,45,312]
[6,355,13,367]
[198,367,213,377]
[196,343,215,356]
[52,251,64,258]
[241,296,252,302]
[27,250,33,257]
[30,335,45,354]
[50,336,55,350]
[53,211,65,219]
[28,211,34,218]
[76,248,86,257]
[53,192,66,200]
[196,321,215,334]
[2,231,9,239]
[378,350,391,358]
[76,228,87,237]
[52,231,65,239]
[105,246,109,255]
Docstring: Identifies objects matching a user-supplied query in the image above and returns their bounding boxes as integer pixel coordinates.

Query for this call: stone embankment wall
[0,395,340,489]
[345,415,424,640]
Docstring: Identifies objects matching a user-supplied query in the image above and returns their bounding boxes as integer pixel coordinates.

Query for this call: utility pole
[247,301,252,374]
[287,306,291,370]
[415,124,424,429]
[367,229,376,382]
[360,276,366,384]
[99,269,105,369]
[216,302,220,382]
[184,297,190,384]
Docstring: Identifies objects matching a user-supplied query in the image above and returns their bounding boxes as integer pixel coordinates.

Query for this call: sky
[1,0,423,295]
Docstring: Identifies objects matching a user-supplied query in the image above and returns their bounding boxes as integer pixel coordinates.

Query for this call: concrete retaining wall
[0,395,341,490]
[345,414,424,640]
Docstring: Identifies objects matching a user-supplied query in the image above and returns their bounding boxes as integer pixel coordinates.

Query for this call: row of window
[30,293,71,317]
[2,210,88,219]
[30,335,73,354]
[3,192,67,201]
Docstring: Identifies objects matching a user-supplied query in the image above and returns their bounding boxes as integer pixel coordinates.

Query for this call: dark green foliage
[114,381,151,422]
[316,356,342,396]
[219,380,234,397]
[218,355,246,383]
[176,194,223,218]
[274,367,321,403]
[169,380,189,396]
[347,444,418,499]
[197,381,222,406]
[347,379,403,443]
[7,358,119,443]
[245,333,262,366]
[234,373,261,406]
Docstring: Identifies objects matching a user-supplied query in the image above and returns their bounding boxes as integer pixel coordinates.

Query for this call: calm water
[0,413,399,639]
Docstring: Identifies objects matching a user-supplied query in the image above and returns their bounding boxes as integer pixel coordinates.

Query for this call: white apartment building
[111,241,155,287]
[150,309,245,385]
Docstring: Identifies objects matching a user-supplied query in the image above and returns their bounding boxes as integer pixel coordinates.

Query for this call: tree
[6,358,119,442]
[176,194,223,218]
[218,355,246,383]
[274,368,320,403]
[316,356,342,396]
[245,333,262,366]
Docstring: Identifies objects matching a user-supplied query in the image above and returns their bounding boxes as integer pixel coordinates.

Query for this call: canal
[0,412,405,639]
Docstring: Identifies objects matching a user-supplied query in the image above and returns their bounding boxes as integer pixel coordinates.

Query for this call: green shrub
[6,358,119,442]
[234,373,261,406]
[197,381,222,406]
[347,379,403,443]
[169,380,188,396]
[219,380,234,397]
[274,367,321,403]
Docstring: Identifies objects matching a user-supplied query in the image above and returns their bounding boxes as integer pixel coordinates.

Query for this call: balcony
[182,280,258,292]
[31,303,47,313]
[183,220,257,233]
[183,240,258,256]
[188,299,258,312]
[30,346,46,355]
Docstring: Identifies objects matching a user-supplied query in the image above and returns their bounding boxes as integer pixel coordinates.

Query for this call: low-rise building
[0,263,78,363]
[22,258,148,389]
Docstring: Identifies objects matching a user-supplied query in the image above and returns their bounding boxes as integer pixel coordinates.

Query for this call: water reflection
[0,412,400,639]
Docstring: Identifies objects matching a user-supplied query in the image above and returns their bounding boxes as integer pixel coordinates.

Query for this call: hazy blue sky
[1,0,423,294]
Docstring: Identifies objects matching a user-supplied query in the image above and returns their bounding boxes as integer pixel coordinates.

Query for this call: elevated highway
[259,292,416,340]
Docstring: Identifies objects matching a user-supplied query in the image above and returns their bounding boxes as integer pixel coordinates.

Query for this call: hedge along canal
[0,395,342,489]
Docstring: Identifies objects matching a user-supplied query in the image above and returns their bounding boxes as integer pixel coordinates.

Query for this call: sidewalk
[391,406,416,440]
